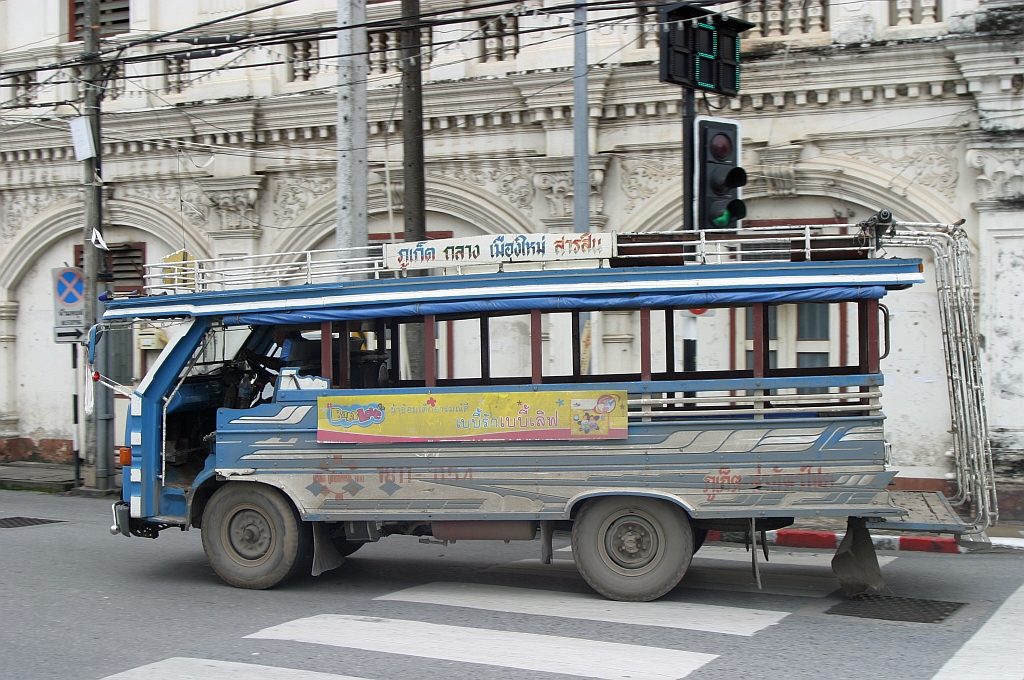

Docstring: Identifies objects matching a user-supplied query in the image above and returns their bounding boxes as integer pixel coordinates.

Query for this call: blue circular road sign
[55,268,84,307]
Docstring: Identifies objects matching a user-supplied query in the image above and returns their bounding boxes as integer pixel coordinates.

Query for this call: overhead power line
[3,8,650,91]
[0,0,680,83]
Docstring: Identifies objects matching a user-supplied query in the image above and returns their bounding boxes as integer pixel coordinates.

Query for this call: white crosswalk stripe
[246,613,719,680]
[931,581,1024,679]
[489,557,841,598]
[101,657,370,680]
[375,581,789,636]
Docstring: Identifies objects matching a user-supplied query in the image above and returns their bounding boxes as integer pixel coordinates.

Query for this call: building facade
[0,0,1021,508]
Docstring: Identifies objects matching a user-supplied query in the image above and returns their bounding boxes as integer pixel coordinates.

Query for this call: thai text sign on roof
[384,232,613,270]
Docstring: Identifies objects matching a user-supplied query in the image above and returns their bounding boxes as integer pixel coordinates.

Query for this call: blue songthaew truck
[102,221,994,600]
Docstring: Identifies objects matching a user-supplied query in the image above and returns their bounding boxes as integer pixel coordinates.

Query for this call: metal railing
[614,224,874,265]
[627,389,882,419]
[143,245,390,295]
[886,223,996,532]
[140,224,876,295]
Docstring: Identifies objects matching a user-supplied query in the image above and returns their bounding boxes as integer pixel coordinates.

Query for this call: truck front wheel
[201,483,312,589]
[572,497,694,601]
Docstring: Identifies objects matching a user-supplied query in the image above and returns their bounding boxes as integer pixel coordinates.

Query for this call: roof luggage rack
[138,222,894,297]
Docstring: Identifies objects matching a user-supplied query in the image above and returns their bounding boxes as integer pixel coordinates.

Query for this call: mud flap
[312,522,345,577]
[831,517,886,596]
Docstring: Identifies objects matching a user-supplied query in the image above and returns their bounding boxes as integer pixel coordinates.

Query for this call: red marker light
[92,372,100,382]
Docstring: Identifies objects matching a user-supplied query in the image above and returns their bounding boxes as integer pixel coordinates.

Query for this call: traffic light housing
[696,117,747,230]
[658,3,754,96]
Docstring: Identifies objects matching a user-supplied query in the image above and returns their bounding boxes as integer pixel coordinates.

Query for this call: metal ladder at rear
[876,223,997,533]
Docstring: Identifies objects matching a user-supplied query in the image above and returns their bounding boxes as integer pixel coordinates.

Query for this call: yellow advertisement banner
[317,390,628,443]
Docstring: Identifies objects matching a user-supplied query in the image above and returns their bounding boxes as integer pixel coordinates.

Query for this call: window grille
[70,0,130,42]
[76,241,146,385]
[75,242,147,293]
[797,303,830,340]
[796,352,830,394]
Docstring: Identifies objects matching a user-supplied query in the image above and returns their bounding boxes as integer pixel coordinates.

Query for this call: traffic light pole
[682,88,694,232]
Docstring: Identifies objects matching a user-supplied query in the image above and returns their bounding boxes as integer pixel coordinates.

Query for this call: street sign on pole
[53,267,85,343]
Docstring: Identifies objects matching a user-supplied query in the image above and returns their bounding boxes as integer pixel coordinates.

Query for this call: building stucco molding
[966,146,1024,202]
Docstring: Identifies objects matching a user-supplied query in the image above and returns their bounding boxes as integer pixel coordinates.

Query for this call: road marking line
[488,558,836,597]
[247,614,718,680]
[101,657,369,680]
[376,581,789,636]
[931,581,1024,679]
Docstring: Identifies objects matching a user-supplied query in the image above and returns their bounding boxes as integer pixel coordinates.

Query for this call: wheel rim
[223,504,276,567]
[598,509,665,577]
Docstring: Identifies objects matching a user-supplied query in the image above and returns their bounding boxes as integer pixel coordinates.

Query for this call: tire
[571,497,694,602]
[201,483,313,589]
[693,528,708,553]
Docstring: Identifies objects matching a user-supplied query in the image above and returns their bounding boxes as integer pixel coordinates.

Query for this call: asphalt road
[1,489,1022,680]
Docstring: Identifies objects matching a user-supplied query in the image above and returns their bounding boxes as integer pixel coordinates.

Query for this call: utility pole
[337,0,369,254]
[80,0,110,490]
[401,0,427,381]
[572,2,589,232]
[401,0,426,244]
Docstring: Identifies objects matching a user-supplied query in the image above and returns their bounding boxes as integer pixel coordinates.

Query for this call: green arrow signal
[712,209,731,228]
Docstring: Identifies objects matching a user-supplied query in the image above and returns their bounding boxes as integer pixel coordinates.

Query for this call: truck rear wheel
[201,483,312,589]
[572,497,694,602]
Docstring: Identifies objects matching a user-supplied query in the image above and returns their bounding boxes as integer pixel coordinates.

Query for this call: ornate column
[0,300,19,440]
[196,175,264,258]
[756,145,803,197]
[534,157,611,232]
[967,140,1024,490]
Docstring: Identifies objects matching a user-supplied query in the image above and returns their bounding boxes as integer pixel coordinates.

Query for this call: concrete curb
[706,528,963,553]
[990,537,1024,552]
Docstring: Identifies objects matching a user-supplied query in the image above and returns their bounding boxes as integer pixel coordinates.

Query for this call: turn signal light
[118,447,132,467]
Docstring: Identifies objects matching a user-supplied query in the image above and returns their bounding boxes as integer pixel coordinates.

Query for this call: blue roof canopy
[103,259,923,325]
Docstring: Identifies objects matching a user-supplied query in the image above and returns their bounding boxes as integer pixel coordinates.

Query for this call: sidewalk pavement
[0,462,77,492]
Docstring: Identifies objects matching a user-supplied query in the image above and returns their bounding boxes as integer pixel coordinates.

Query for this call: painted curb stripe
[707,529,963,553]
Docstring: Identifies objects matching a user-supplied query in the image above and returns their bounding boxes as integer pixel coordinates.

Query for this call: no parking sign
[53,267,85,343]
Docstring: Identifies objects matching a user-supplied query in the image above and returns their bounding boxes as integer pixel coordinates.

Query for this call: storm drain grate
[826,594,965,623]
[0,516,65,529]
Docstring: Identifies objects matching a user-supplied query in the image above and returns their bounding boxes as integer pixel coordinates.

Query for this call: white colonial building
[0,0,1021,512]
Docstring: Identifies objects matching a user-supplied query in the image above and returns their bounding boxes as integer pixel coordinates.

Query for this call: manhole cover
[826,594,965,623]
[0,516,64,529]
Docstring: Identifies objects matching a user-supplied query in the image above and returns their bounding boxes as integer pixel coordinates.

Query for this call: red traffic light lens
[709,133,732,161]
